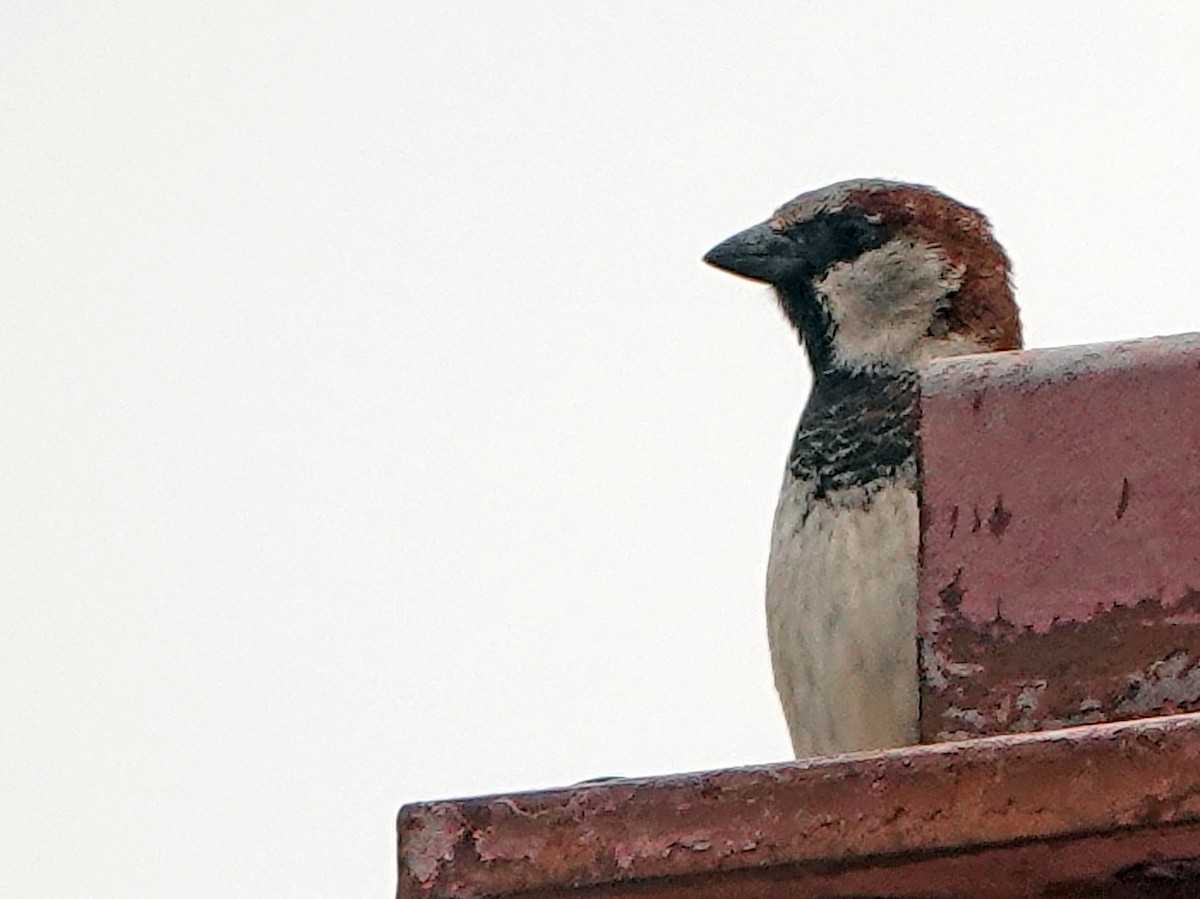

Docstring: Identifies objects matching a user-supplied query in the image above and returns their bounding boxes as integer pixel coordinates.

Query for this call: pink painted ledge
[918,331,1200,741]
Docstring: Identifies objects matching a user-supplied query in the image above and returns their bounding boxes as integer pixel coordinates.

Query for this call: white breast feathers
[765,471,920,758]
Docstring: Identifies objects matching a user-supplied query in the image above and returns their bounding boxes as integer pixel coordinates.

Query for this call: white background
[5,3,1199,897]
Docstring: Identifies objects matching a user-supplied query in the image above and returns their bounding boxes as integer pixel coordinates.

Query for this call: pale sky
[5,3,1200,897]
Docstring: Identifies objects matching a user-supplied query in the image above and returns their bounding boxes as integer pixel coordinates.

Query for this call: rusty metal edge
[398,712,1200,898]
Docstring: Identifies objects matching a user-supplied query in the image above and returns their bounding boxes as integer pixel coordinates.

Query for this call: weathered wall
[918,332,1200,741]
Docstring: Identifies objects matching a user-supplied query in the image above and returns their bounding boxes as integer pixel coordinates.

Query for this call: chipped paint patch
[1117,650,1200,718]
[398,803,469,886]
[922,589,1200,742]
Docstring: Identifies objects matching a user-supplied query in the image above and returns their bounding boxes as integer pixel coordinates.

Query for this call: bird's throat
[789,368,918,499]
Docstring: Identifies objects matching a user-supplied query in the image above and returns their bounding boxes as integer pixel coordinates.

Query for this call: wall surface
[919,332,1200,741]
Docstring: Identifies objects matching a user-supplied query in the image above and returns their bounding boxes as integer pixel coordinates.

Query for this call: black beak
[703,222,796,284]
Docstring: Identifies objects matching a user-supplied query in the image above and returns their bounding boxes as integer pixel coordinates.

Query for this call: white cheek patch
[815,237,966,369]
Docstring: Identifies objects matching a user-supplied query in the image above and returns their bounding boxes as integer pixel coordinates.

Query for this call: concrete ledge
[398,713,1200,898]
[918,332,1200,742]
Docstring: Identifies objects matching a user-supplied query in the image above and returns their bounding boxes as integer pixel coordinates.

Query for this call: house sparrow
[704,180,1021,757]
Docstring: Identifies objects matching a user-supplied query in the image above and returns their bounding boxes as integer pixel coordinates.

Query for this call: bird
[703,180,1021,758]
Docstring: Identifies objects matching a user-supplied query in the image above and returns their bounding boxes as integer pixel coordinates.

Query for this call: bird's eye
[834,217,871,246]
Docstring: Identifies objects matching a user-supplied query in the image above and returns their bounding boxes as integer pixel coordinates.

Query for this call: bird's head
[704,180,1021,376]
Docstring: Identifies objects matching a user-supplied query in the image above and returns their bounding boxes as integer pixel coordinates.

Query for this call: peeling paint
[918,332,1200,740]
[923,589,1200,742]
[1016,682,1046,712]
[398,714,1200,899]
[472,826,545,864]
[1117,650,1200,718]
[399,803,468,886]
